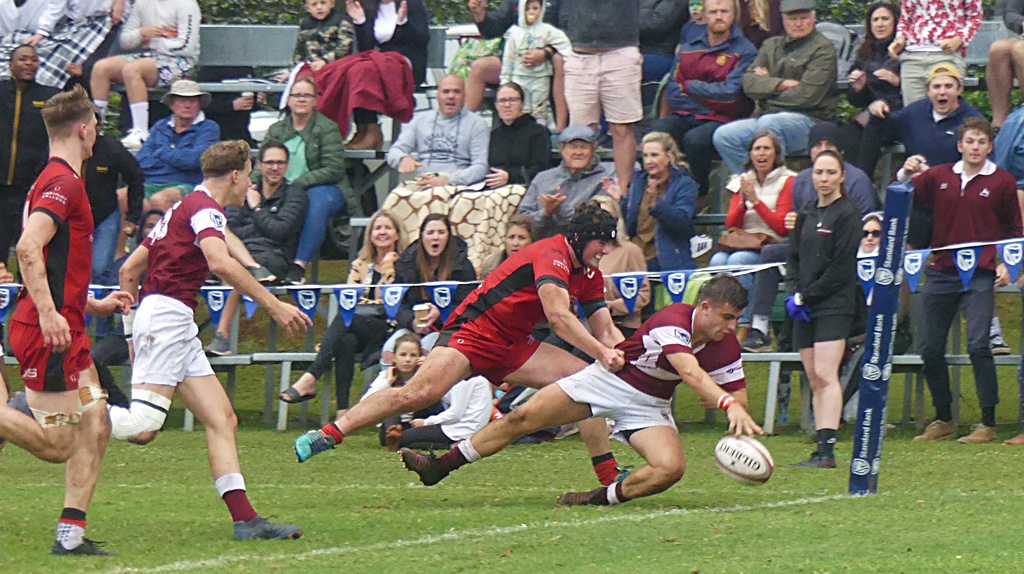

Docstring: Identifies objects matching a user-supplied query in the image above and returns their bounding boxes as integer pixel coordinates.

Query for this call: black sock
[817,429,837,458]
[591,453,615,466]
[982,407,996,428]
[935,405,953,423]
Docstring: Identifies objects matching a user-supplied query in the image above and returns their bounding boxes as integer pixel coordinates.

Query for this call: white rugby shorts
[557,363,676,442]
[132,294,214,386]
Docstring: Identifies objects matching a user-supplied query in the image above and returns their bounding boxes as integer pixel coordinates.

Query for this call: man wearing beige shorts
[549,0,642,195]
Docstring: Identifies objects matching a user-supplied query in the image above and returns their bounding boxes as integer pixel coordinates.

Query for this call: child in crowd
[498,0,570,126]
[292,0,355,72]
[361,333,437,449]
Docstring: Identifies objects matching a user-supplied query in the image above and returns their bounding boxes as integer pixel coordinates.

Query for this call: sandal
[279,387,316,404]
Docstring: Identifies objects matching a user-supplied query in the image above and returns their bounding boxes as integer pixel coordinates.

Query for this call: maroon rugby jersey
[616,303,746,400]
[12,158,94,331]
[444,235,605,343]
[141,186,226,308]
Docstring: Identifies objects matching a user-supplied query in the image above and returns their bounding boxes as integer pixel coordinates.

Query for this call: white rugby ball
[714,435,774,485]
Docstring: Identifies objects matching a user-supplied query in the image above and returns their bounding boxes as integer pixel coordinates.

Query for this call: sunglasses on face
[862,229,881,238]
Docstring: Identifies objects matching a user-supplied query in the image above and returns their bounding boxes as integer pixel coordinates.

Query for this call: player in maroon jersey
[0,86,134,556]
[402,274,763,507]
[295,203,628,482]
[111,141,313,541]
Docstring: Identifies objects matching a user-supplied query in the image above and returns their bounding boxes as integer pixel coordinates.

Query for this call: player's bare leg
[4,390,78,463]
[557,426,685,507]
[293,346,472,462]
[178,374,302,540]
[402,382,593,486]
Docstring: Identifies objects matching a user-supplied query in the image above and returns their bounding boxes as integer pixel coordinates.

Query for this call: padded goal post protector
[849,181,912,495]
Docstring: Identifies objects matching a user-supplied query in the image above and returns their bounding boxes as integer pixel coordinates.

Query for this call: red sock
[593,457,619,487]
[222,490,258,523]
[320,422,344,443]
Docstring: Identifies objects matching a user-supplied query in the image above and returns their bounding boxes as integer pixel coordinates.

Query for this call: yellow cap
[926,63,962,86]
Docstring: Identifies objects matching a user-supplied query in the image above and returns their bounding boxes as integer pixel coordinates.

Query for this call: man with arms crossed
[0,85,133,555]
[402,274,762,507]
[113,140,313,540]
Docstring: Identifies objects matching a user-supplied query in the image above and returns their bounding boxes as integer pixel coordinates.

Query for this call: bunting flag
[0,285,19,322]
[291,288,321,321]
[955,246,984,289]
[659,270,689,304]
[333,286,364,327]
[611,272,649,315]
[999,239,1024,283]
[202,286,233,326]
[242,294,259,319]
[902,249,930,293]
[380,284,410,322]
[426,282,460,324]
[856,256,877,298]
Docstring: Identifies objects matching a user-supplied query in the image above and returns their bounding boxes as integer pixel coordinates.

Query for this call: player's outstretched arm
[586,307,625,349]
[119,243,150,301]
[86,291,135,317]
[199,236,312,334]
[538,283,623,372]
[17,212,69,351]
[667,352,762,437]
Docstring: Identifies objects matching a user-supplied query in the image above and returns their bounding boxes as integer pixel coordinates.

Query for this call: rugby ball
[714,435,774,485]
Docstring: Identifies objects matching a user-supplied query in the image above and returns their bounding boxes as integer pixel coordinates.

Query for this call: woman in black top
[486,82,551,189]
[786,150,861,469]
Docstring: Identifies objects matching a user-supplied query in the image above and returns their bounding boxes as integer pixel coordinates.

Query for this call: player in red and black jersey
[403,275,763,507]
[0,86,134,556]
[295,203,628,484]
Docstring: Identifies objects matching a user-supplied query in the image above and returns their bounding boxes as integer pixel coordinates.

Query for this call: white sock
[93,100,108,122]
[214,473,246,497]
[990,316,1002,338]
[129,101,150,134]
[457,439,481,463]
[56,521,84,550]
[752,315,770,335]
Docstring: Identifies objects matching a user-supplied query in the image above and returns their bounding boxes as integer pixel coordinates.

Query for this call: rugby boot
[399,448,449,486]
[233,515,303,540]
[294,430,336,462]
[613,465,635,483]
[788,452,836,469]
[555,487,607,507]
[51,538,116,556]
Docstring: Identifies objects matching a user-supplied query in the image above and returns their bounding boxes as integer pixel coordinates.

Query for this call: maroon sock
[593,456,619,487]
[436,447,469,473]
[320,422,344,444]
[222,490,258,523]
[610,481,630,505]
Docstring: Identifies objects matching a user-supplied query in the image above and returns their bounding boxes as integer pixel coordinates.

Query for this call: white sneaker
[121,129,148,151]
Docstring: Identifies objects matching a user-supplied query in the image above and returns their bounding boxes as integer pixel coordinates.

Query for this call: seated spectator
[517,125,614,239]
[0,44,59,267]
[711,130,794,336]
[742,125,876,352]
[737,0,783,49]
[652,0,756,198]
[275,209,406,418]
[479,214,538,279]
[206,142,310,354]
[639,0,689,83]
[888,0,980,106]
[384,375,493,451]
[292,0,355,72]
[592,195,650,338]
[499,0,571,127]
[842,1,901,178]
[381,74,489,239]
[196,66,262,144]
[712,0,837,175]
[90,0,202,150]
[134,80,221,213]
[988,0,1024,129]
[312,0,425,150]
[255,76,349,284]
[621,131,699,272]
[0,0,48,40]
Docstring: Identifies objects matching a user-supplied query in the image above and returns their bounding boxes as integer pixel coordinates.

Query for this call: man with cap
[712,0,838,175]
[134,79,221,213]
[294,201,628,489]
[742,123,876,352]
[517,125,617,239]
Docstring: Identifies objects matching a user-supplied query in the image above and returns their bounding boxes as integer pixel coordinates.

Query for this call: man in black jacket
[206,142,309,355]
[0,45,60,266]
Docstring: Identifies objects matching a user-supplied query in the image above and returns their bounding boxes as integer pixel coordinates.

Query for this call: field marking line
[107,493,851,574]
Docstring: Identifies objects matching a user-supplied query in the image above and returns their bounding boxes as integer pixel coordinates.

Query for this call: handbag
[715,228,775,253]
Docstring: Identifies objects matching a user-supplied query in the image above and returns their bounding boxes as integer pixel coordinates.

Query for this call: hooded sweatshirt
[385,107,490,186]
[119,0,200,64]
[517,152,610,239]
[500,0,572,82]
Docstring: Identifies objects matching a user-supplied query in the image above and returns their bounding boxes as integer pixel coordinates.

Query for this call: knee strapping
[77,386,108,413]
[108,389,171,441]
[30,408,81,428]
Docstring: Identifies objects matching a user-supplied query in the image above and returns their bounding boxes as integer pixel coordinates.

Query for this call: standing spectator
[479,215,538,279]
[639,0,689,83]
[0,44,59,267]
[889,0,981,106]
[499,0,572,127]
[785,149,861,469]
[90,0,202,150]
[621,131,699,272]
[901,118,1022,444]
[135,80,221,213]
[652,0,756,197]
[549,0,643,192]
[738,0,783,49]
[986,0,1024,129]
[592,195,650,338]
[254,76,349,285]
[712,0,838,175]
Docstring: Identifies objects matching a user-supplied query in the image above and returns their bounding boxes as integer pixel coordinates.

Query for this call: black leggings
[378,400,446,446]
[306,313,393,409]
[398,424,453,450]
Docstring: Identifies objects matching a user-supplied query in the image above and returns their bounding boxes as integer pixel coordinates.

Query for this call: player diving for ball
[294,202,632,487]
[402,274,763,507]
[112,141,314,541]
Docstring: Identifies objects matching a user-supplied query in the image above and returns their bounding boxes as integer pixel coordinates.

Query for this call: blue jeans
[712,113,816,174]
[709,249,761,325]
[295,185,345,264]
[92,209,121,337]
[642,53,674,83]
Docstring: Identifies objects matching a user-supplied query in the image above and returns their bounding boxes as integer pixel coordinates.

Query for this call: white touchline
[107,494,852,574]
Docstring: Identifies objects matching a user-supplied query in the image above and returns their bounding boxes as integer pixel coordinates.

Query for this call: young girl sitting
[362,333,437,448]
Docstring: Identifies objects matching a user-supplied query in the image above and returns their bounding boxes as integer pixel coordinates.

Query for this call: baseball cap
[780,0,815,13]
[926,63,963,86]
[558,125,597,144]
